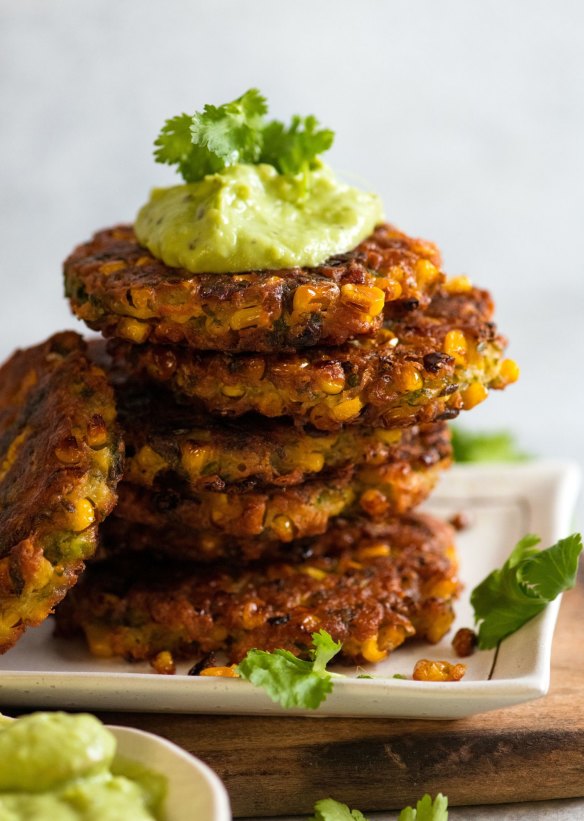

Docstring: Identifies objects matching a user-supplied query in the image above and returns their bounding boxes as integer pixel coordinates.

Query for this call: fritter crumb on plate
[0,332,123,653]
[56,512,459,667]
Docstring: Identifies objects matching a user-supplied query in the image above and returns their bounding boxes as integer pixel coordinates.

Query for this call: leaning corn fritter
[111,286,518,431]
[64,223,444,353]
[0,332,123,652]
[56,512,459,667]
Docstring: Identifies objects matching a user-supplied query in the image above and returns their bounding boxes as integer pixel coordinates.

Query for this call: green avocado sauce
[0,713,166,821]
[135,162,384,274]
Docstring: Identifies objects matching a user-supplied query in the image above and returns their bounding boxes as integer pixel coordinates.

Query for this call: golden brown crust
[111,287,512,430]
[0,332,123,653]
[56,513,460,666]
[64,223,444,353]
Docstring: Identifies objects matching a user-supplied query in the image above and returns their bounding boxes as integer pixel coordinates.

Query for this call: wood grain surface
[83,582,584,817]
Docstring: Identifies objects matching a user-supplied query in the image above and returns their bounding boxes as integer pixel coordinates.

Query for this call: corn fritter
[64,223,444,353]
[56,512,459,666]
[0,333,123,652]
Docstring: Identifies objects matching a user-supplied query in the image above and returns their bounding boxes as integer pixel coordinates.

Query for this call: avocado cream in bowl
[0,712,230,821]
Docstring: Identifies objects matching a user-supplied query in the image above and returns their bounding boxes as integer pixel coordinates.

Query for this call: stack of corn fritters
[52,221,516,671]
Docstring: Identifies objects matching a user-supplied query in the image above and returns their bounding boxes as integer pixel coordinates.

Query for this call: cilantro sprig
[154,89,334,182]
[311,794,448,821]
[471,532,582,649]
[237,629,342,709]
[451,427,529,463]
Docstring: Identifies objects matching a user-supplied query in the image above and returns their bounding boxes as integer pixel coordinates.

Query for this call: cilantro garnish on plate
[471,532,582,649]
[451,427,529,463]
[154,88,334,182]
[237,629,342,709]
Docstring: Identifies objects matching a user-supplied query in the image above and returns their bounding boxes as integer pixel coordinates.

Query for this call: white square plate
[0,461,579,719]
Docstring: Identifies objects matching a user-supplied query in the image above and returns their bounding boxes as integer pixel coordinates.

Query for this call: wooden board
[86,581,584,817]
[8,583,584,817]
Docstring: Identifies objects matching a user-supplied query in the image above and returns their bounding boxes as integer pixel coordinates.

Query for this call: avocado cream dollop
[0,713,166,821]
[135,163,384,273]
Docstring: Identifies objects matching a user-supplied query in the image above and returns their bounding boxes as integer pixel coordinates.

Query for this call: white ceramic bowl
[110,725,231,821]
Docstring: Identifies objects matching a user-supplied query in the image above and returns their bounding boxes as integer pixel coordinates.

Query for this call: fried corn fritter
[0,333,123,653]
[64,223,444,353]
[116,348,450,489]
[115,423,451,542]
[56,512,459,666]
[111,285,518,431]
[124,409,425,491]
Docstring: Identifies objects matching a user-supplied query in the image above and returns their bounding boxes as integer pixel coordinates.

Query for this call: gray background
[2,0,583,487]
[1,2,583,817]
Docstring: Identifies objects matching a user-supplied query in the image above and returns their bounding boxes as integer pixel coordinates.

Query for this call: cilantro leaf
[190,88,267,166]
[312,798,368,821]
[311,794,448,821]
[261,115,335,175]
[471,533,582,649]
[154,113,223,183]
[237,630,342,709]
[154,89,334,182]
[451,427,529,463]
[398,793,448,821]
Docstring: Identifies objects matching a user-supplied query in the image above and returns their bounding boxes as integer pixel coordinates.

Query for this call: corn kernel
[92,448,111,476]
[151,650,176,675]
[399,363,423,392]
[340,284,385,316]
[0,429,30,482]
[302,452,325,473]
[461,382,488,409]
[181,442,214,476]
[128,445,168,485]
[68,498,95,531]
[443,330,467,365]
[54,436,82,465]
[318,373,345,395]
[241,600,265,629]
[86,415,108,449]
[272,514,295,542]
[361,635,388,663]
[345,560,363,570]
[427,578,458,599]
[117,317,150,344]
[374,429,402,445]
[379,623,414,651]
[415,259,439,286]
[301,566,328,581]
[331,397,363,422]
[383,279,403,301]
[499,358,520,385]
[444,275,472,294]
[412,659,466,682]
[99,260,125,276]
[211,625,228,642]
[230,306,265,331]
[359,488,390,517]
[85,626,113,658]
[221,384,246,398]
[200,665,240,678]
[293,284,324,313]
[356,543,391,560]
